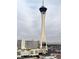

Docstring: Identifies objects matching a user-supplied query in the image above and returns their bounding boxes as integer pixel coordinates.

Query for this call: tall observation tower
[39,0,48,54]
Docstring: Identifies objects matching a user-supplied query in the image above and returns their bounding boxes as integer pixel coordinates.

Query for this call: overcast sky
[17,0,61,43]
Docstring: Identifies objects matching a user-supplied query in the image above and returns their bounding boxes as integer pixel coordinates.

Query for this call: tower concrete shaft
[40,13,46,49]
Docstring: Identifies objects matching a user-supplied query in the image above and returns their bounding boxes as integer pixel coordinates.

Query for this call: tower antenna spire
[42,0,44,6]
